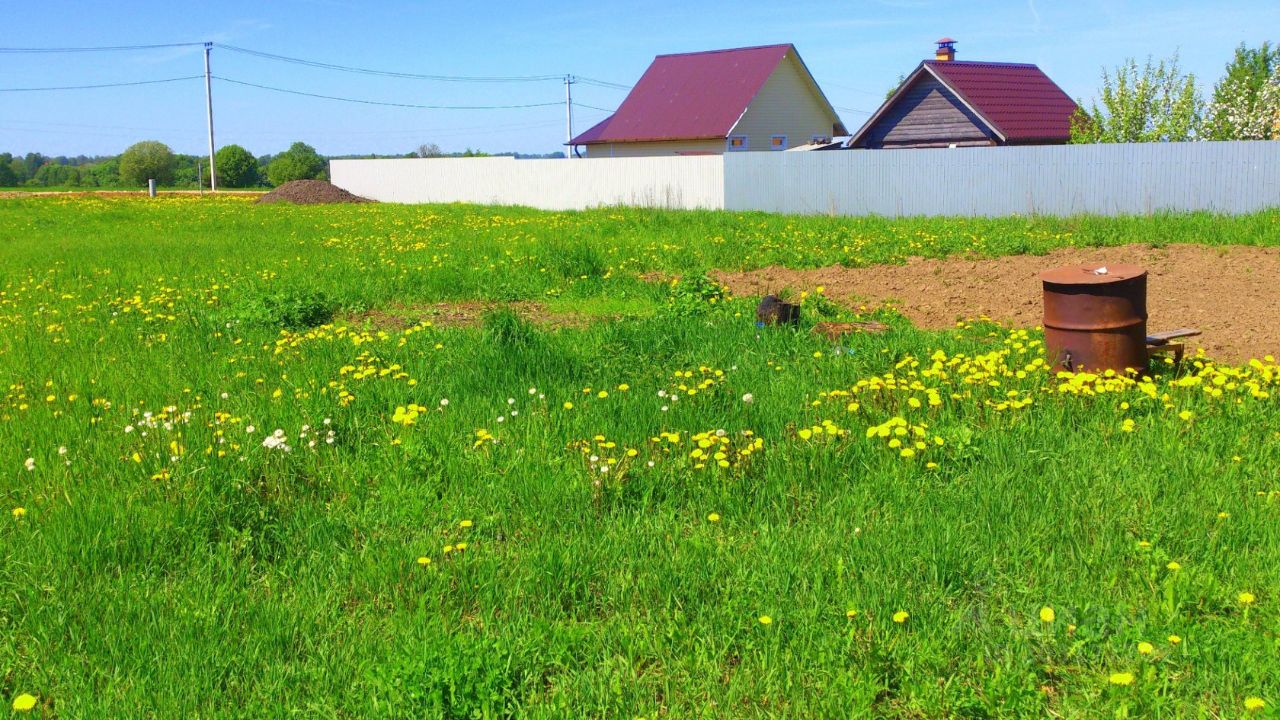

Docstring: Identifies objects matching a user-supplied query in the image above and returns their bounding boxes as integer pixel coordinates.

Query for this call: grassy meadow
[2,196,1279,718]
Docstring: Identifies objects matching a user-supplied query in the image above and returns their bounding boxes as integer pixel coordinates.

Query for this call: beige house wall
[577,52,842,158]
[579,138,725,158]
[728,52,844,152]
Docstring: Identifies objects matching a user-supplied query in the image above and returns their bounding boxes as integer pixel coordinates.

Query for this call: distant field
[1,196,1278,718]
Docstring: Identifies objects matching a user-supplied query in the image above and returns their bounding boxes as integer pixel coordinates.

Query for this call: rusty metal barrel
[1040,263,1148,374]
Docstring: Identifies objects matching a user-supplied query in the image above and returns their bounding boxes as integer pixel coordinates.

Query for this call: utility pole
[564,74,575,159]
[203,42,218,191]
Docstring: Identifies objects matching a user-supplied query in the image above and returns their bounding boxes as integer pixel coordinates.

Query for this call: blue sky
[3,0,1277,157]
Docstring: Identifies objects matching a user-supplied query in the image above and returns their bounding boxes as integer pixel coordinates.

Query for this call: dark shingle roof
[922,60,1078,142]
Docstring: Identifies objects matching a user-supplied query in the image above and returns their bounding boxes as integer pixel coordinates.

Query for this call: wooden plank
[1146,328,1201,344]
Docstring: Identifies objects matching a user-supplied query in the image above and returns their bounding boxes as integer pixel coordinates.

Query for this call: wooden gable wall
[852,74,999,149]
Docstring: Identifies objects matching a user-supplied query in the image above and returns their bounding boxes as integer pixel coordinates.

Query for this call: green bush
[266,142,326,186]
[118,140,176,186]
[212,144,260,188]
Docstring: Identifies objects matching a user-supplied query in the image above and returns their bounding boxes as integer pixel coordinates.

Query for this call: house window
[811,134,829,144]
[770,135,787,150]
[727,135,749,151]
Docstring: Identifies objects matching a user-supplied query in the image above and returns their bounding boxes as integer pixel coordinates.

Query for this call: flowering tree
[1070,54,1204,143]
[1206,43,1280,140]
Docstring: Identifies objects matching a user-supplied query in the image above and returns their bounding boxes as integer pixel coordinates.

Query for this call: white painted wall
[724,141,1280,216]
[332,142,1280,217]
[330,156,724,210]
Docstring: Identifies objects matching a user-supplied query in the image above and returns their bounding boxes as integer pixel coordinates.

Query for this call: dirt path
[715,244,1280,363]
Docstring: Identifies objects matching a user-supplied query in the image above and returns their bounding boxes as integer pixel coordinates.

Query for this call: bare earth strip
[715,244,1280,363]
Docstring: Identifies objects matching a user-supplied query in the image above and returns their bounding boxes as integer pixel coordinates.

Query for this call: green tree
[32,163,81,187]
[266,142,326,186]
[118,140,176,186]
[81,158,121,187]
[0,154,16,186]
[1071,54,1204,143]
[1207,43,1280,140]
[211,144,260,188]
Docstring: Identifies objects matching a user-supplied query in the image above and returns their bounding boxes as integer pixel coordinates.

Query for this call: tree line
[0,140,568,189]
[0,141,329,189]
[1072,42,1280,143]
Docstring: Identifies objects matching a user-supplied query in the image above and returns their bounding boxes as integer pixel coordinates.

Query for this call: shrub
[212,144,260,188]
[118,140,176,186]
[266,142,326,186]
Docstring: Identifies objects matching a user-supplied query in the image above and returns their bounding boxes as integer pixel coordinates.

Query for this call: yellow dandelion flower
[797,428,812,441]
[443,545,454,554]
[846,609,858,619]
[707,513,720,523]
[597,390,608,399]
[1167,635,1181,645]
[1137,641,1154,654]
[416,556,431,566]
[11,507,26,520]
[1108,672,1135,686]
[892,611,909,623]
[1238,591,1256,605]
[1178,410,1193,421]
[562,401,574,410]
[758,615,772,625]
[459,519,473,529]
[1039,606,1055,623]
[12,694,37,712]
[1166,561,1182,572]
[1244,697,1265,711]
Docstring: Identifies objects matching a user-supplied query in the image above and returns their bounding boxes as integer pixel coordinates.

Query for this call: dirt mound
[715,244,1280,363]
[255,180,371,205]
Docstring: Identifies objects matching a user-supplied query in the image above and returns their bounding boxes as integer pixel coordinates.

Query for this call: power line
[214,76,563,110]
[574,103,615,113]
[0,75,203,92]
[0,42,203,54]
[214,43,562,83]
[576,76,631,90]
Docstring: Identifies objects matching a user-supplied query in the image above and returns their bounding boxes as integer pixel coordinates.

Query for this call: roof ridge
[654,43,792,58]
[925,59,1040,69]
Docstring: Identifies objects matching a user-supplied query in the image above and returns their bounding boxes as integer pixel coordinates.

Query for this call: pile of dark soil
[255,180,372,205]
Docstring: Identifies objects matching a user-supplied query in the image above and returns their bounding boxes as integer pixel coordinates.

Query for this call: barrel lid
[1039,263,1146,285]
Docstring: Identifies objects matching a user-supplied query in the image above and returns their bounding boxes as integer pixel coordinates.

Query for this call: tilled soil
[255,180,370,205]
[715,244,1280,363]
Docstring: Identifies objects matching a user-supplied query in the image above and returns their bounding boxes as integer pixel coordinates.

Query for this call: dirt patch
[344,301,596,330]
[255,180,371,205]
[715,244,1280,363]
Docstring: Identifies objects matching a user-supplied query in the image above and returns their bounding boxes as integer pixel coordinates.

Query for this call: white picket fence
[330,141,1280,216]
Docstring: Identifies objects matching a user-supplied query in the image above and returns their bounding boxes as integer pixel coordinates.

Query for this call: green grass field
[2,196,1278,718]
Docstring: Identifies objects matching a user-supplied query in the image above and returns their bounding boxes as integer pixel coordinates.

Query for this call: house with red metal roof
[846,39,1078,149]
[569,44,847,158]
